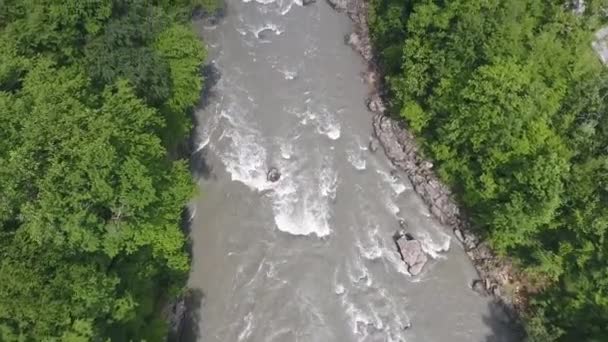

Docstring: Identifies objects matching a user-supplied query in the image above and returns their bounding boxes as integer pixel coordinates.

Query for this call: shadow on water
[483,301,526,342]
[191,147,215,180]
[167,288,205,342]
[174,51,223,342]
[188,62,222,181]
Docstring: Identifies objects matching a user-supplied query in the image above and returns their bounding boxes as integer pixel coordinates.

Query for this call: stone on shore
[367,94,386,113]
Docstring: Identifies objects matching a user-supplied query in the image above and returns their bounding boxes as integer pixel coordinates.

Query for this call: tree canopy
[369,0,608,340]
[0,1,209,340]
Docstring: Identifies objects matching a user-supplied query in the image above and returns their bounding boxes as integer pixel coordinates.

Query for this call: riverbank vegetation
[0,1,211,340]
[369,0,608,340]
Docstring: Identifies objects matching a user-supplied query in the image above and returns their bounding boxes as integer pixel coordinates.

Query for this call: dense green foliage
[0,1,207,340]
[369,0,608,340]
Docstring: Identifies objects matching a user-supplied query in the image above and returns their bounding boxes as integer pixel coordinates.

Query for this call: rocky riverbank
[328,0,527,323]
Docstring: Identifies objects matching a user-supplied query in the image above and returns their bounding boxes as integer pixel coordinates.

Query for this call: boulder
[396,238,428,276]
[267,167,281,182]
[471,279,486,296]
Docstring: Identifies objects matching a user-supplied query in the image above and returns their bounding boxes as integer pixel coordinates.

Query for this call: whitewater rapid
[185,0,516,341]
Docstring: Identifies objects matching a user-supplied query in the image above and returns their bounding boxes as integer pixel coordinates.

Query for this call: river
[185,0,515,341]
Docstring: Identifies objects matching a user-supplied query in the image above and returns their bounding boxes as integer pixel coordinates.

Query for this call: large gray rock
[396,238,428,276]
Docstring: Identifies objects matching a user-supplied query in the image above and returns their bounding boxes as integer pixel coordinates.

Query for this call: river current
[186,0,514,341]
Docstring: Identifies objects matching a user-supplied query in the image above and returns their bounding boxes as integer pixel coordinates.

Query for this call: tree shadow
[483,300,526,342]
[188,62,222,181]
[198,63,221,110]
[190,146,215,180]
[167,288,205,342]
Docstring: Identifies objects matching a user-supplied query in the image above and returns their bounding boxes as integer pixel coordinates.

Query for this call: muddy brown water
[185,0,517,341]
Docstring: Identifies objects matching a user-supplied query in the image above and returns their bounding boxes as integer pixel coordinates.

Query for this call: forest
[368,0,608,340]
[0,0,213,340]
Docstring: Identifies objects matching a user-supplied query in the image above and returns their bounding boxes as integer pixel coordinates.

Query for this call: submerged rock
[267,167,281,182]
[471,279,487,296]
[395,237,428,276]
[454,229,465,244]
[368,137,379,153]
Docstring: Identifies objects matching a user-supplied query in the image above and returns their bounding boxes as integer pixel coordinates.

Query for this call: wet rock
[267,167,281,182]
[346,32,373,62]
[373,114,408,162]
[464,232,479,250]
[471,279,487,296]
[396,238,428,276]
[363,70,378,86]
[367,94,386,113]
[302,0,316,5]
[390,168,400,180]
[368,138,379,153]
[454,229,465,244]
[475,243,493,260]
[326,0,348,11]
[420,160,433,170]
[167,297,186,337]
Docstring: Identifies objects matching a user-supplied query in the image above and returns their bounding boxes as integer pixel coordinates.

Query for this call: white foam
[253,23,283,39]
[335,283,345,295]
[279,0,295,15]
[384,198,400,216]
[347,149,366,170]
[376,169,408,195]
[188,207,197,222]
[238,312,254,341]
[216,102,335,238]
[280,69,297,80]
[271,161,336,238]
[319,164,338,200]
[297,108,341,140]
[419,230,451,259]
[342,298,372,337]
[279,141,294,159]
[214,101,275,193]
[195,104,221,152]
[355,225,383,260]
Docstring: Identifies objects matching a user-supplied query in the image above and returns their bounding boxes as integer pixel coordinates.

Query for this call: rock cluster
[394,226,428,276]
[328,0,524,319]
